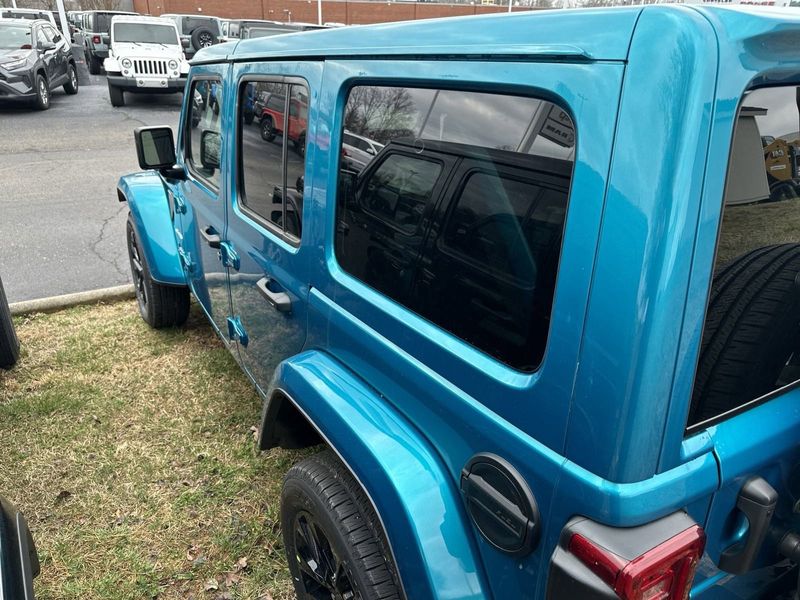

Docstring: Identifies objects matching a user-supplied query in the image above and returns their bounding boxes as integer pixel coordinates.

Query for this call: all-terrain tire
[190,27,217,51]
[689,243,800,424]
[108,82,125,107]
[0,276,20,369]
[126,216,189,329]
[281,451,403,600]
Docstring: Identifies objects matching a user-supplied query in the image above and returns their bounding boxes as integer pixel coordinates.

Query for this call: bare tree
[344,87,417,144]
[78,0,124,9]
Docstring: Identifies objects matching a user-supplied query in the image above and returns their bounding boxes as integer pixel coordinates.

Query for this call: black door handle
[200,226,221,249]
[256,277,291,313]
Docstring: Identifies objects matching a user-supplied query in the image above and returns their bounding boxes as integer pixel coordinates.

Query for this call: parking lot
[0,70,182,303]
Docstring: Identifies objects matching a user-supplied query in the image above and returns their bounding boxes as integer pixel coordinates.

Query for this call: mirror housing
[40,41,56,51]
[0,496,39,600]
[200,130,221,170]
[182,38,191,49]
[134,126,177,170]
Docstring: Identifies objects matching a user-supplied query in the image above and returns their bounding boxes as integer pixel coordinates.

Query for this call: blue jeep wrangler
[119,6,800,599]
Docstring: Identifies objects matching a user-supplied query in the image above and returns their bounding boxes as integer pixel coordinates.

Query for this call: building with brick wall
[131,0,540,26]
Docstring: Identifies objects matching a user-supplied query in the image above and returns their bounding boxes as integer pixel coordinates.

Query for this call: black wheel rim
[69,67,77,89]
[199,32,213,47]
[127,226,147,315]
[293,511,360,600]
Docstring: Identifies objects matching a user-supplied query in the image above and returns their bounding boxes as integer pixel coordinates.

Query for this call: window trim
[185,75,224,194]
[235,74,309,247]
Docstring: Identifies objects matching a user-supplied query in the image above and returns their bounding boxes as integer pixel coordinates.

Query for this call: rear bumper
[88,46,109,59]
[0,69,35,99]
[107,74,187,92]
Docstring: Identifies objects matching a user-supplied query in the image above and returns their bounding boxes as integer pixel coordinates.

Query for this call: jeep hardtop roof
[111,15,178,26]
[191,5,800,65]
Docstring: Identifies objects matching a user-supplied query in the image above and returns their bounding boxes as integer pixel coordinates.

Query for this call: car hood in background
[0,48,33,62]
[111,42,183,59]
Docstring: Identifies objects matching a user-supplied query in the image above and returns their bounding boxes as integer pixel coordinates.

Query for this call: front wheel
[126,217,189,329]
[32,74,49,110]
[108,82,124,107]
[282,451,403,600]
[63,63,79,95]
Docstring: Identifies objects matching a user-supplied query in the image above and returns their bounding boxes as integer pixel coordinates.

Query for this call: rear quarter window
[335,85,576,371]
[688,85,800,428]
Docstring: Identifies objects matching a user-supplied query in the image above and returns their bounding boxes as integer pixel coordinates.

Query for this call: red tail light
[569,525,705,600]
[92,35,101,44]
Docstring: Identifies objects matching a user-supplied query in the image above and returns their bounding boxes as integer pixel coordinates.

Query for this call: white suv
[104,15,189,107]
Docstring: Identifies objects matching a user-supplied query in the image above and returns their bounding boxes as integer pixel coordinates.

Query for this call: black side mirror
[134,126,177,171]
[181,38,190,49]
[0,496,39,600]
[200,130,221,170]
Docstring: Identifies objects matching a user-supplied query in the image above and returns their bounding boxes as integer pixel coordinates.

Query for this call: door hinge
[177,247,194,274]
[219,241,240,271]
[173,194,186,215]
[226,316,248,347]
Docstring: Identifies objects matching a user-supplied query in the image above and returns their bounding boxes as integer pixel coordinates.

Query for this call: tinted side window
[186,78,223,189]
[335,85,576,371]
[239,80,308,240]
[688,85,800,428]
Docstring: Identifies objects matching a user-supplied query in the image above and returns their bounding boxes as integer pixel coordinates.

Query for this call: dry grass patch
[0,301,303,600]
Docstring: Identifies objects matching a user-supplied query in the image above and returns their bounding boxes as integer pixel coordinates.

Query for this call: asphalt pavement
[0,72,183,303]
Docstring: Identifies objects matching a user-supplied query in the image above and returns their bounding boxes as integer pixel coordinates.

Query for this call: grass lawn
[0,301,302,600]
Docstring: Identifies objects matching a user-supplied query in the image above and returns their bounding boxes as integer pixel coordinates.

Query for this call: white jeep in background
[103,15,189,107]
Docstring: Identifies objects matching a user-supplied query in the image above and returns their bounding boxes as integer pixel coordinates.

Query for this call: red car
[259,91,308,156]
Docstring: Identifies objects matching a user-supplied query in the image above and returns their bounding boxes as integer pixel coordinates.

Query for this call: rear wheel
[0,276,19,369]
[108,82,124,107]
[126,216,189,329]
[690,243,800,424]
[281,451,403,600]
[32,73,49,110]
[63,63,78,95]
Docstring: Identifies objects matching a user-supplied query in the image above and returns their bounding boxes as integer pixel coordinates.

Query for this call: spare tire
[689,244,800,425]
[190,27,217,51]
[0,276,20,369]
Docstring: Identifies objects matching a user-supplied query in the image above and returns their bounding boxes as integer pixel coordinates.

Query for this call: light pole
[508,0,513,13]
[318,0,323,25]
[54,0,70,39]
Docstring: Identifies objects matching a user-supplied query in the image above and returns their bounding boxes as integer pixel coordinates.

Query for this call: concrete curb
[10,285,135,316]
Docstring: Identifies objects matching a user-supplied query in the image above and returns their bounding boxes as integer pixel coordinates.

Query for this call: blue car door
[175,68,232,338]
[224,63,322,385]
